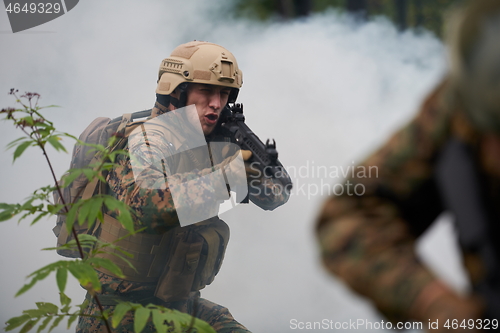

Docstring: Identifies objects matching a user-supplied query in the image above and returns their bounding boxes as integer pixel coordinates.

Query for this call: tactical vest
[54,109,231,302]
[95,215,229,302]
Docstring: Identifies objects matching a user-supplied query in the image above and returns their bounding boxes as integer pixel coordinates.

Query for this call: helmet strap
[155,94,171,112]
[168,83,189,109]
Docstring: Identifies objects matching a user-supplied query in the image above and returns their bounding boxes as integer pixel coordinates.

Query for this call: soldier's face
[186,83,231,135]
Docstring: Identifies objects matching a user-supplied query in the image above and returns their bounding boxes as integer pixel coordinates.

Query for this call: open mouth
[206,114,218,121]
[205,114,219,124]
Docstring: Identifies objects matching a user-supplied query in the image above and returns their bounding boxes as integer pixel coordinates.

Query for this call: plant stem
[38,137,113,333]
[15,99,114,333]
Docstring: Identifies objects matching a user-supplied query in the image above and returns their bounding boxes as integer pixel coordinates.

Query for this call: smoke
[0,1,466,332]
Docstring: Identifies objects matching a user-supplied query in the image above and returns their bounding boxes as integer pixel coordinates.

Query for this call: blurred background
[0,0,469,332]
[234,0,459,35]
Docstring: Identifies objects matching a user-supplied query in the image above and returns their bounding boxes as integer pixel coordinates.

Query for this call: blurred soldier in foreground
[316,0,500,331]
[75,41,290,332]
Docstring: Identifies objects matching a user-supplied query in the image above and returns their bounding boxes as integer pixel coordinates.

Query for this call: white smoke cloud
[0,1,467,332]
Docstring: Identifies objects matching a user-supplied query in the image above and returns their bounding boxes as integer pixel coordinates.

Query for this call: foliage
[232,0,464,37]
[0,90,216,333]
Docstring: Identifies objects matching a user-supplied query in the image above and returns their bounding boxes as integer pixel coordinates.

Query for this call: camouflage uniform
[316,79,497,324]
[76,102,289,332]
[76,272,250,333]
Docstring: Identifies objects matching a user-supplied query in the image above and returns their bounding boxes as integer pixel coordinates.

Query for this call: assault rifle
[108,104,294,202]
[219,103,293,197]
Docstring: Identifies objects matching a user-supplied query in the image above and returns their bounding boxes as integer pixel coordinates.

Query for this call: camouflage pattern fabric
[316,78,499,322]
[77,101,288,332]
[76,273,251,333]
[106,103,289,234]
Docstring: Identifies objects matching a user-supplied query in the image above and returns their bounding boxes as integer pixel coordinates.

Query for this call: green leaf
[48,315,64,333]
[47,135,67,153]
[37,317,52,333]
[77,234,98,243]
[57,234,97,254]
[78,298,89,313]
[67,314,78,329]
[47,203,65,214]
[19,197,35,210]
[193,318,217,333]
[6,136,29,150]
[111,302,132,328]
[30,211,49,225]
[32,121,51,129]
[85,196,104,229]
[104,197,134,232]
[67,261,101,292]
[87,257,124,278]
[0,203,18,222]
[61,169,84,188]
[16,271,50,297]
[102,308,111,320]
[5,314,31,331]
[60,292,71,307]
[134,307,151,333]
[35,302,58,315]
[13,141,32,162]
[56,268,68,293]
[61,304,71,313]
[102,196,121,213]
[19,116,35,126]
[61,132,77,140]
[117,212,134,233]
[0,202,14,209]
[16,261,68,297]
[151,309,170,333]
[77,200,89,227]
[65,202,81,233]
[0,210,14,222]
[20,318,39,333]
[40,104,61,109]
[93,246,136,273]
[82,168,96,181]
[36,128,51,138]
[97,210,104,224]
[101,162,117,170]
[59,293,71,313]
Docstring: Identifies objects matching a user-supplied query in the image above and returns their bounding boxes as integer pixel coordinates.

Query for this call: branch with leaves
[0,90,215,333]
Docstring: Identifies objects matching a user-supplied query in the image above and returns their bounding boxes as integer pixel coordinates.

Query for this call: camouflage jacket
[107,102,289,234]
[316,79,500,322]
[94,102,289,298]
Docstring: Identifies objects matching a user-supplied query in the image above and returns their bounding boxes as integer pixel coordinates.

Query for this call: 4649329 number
[444,319,498,330]
[5,2,61,14]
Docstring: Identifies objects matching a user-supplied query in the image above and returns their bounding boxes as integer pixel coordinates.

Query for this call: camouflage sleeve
[247,167,290,211]
[316,79,457,322]
[107,130,226,234]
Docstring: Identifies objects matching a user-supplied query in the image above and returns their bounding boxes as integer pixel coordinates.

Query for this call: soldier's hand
[240,149,252,161]
[216,150,247,185]
[219,149,259,179]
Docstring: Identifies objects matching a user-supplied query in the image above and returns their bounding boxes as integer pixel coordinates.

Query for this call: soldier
[316,0,500,331]
[76,41,290,332]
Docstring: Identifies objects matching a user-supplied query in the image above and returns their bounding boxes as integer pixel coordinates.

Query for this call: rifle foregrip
[224,124,293,191]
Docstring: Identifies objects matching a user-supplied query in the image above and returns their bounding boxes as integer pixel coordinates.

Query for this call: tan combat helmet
[446,0,500,132]
[156,41,243,103]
